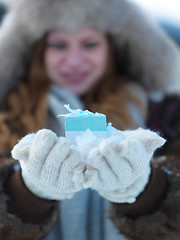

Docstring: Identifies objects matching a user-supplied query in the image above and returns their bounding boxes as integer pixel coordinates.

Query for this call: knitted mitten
[88,128,166,203]
[11,129,96,200]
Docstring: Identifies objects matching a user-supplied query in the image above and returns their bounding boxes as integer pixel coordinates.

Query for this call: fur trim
[0,0,180,101]
[0,161,59,239]
[109,144,180,240]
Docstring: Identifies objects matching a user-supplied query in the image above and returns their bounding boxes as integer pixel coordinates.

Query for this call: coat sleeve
[0,159,59,240]
[109,148,180,240]
[109,165,167,217]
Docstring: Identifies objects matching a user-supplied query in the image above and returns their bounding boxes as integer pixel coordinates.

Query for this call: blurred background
[0,2,5,23]
[131,0,180,45]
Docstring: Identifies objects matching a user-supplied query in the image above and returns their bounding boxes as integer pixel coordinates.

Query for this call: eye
[83,42,99,49]
[47,42,68,50]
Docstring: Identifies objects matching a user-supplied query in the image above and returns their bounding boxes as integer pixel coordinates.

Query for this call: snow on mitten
[88,128,166,203]
[11,129,96,200]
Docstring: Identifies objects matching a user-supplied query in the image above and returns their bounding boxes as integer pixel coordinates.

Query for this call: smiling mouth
[62,73,89,84]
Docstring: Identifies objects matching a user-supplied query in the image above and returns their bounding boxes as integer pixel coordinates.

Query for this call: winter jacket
[0,0,180,239]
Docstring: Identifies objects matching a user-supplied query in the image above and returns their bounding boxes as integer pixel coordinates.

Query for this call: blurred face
[44,29,109,95]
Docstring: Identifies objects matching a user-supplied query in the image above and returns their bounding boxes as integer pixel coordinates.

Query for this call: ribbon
[57,104,103,117]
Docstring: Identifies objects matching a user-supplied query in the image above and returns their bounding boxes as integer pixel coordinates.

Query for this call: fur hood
[0,0,180,101]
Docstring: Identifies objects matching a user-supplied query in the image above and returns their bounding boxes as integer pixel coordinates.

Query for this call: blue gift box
[58,105,107,144]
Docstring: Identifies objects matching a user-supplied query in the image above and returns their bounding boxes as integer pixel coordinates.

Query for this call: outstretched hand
[87,128,166,202]
[11,129,97,200]
[11,127,166,203]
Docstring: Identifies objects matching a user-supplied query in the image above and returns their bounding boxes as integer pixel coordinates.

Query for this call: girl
[0,0,180,239]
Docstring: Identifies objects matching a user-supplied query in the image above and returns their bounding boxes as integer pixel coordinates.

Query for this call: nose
[65,48,83,68]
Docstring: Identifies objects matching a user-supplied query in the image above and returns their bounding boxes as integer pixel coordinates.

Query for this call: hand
[11,129,96,200]
[87,128,166,202]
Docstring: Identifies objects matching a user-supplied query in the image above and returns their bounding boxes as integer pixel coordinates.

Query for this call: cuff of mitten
[99,165,151,203]
[6,167,59,224]
[110,165,167,217]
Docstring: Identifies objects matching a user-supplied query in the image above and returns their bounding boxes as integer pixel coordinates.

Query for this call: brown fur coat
[0,0,180,239]
[109,104,180,240]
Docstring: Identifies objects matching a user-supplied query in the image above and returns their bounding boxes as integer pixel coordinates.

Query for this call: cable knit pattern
[88,128,166,203]
[99,166,151,203]
[11,129,97,200]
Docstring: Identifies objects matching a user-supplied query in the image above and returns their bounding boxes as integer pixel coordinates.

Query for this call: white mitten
[88,128,166,203]
[11,129,96,200]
